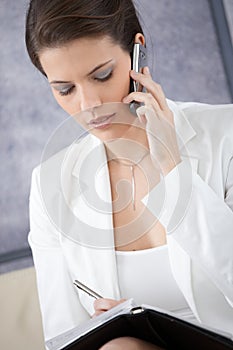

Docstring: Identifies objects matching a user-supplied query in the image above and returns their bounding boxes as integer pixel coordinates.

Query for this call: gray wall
[1,0,233,273]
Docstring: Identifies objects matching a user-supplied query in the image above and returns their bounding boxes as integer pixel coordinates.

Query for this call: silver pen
[73,280,103,299]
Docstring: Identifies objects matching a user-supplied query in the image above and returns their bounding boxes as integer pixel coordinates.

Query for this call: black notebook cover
[61,307,233,350]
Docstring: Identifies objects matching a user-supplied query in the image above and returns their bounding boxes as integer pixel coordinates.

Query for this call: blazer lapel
[60,134,121,315]
[167,235,201,321]
[166,98,197,151]
[141,99,200,316]
[166,99,200,317]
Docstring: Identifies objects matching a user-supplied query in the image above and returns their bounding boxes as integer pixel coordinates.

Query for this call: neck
[104,123,149,163]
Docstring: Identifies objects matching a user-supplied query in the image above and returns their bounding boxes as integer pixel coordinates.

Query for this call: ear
[134,33,146,46]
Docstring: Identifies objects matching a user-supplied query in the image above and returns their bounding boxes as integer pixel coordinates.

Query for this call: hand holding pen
[73,280,126,317]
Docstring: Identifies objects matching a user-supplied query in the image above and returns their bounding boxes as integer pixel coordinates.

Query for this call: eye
[58,86,75,96]
[94,68,113,82]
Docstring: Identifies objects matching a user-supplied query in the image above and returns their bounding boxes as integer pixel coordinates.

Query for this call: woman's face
[39,36,136,140]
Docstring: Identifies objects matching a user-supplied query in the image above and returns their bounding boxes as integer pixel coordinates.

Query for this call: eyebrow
[49,59,113,84]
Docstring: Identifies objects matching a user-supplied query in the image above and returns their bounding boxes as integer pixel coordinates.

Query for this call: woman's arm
[142,155,233,334]
[123,67,233,332]
[28,167,90,341]
[123,66,233,304]
[143,156,233,304]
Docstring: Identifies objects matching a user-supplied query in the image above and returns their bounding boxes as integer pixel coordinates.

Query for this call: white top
[116,244,196,322]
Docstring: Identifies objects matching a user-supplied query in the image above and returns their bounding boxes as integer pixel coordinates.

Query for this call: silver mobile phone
[131,43,148,93]
[129,43,147,115]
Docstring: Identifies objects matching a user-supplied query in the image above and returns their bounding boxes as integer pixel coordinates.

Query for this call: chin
[90,123,132,142]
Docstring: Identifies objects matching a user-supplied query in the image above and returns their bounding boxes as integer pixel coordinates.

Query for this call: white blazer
[28,99,233,341]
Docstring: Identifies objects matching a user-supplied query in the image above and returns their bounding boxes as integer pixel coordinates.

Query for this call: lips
[88,113,116,129]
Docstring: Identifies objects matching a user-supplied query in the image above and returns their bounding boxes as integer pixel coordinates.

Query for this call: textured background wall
[224,0,233,43]
[0,0,233,273]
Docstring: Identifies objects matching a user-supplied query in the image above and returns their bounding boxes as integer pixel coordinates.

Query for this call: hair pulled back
[25,0,144,76]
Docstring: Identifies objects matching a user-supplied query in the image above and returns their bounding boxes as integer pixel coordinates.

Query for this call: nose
[79,85,102,111]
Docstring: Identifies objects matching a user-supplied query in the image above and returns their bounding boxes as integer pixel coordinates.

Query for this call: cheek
[111,70,130,100]
[51,90,79,115]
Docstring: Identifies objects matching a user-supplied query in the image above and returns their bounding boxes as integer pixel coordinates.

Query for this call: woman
[25,0,233,348]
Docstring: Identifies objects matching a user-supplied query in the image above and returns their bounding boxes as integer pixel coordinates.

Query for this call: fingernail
[144,66,150,74]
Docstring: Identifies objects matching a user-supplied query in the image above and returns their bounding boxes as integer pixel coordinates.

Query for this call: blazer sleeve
[28,167,90,341]
[142,157,233,304]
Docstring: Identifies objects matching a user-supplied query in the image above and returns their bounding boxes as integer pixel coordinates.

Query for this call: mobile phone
[129,44,147,115]
[130,43,148,93]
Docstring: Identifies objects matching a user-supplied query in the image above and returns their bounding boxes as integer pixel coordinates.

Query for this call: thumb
[136,105,148,124]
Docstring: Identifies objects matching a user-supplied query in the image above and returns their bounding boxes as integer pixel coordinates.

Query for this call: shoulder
[31,133,92,182]
[175,99,233,124]
[173,99,233,139]
[29,134,93,246]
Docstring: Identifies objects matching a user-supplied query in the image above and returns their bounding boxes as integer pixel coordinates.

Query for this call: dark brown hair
[25,0,144,76]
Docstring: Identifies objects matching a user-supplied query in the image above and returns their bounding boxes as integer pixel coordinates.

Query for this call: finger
[93,298,119,312]
[142,66,150,75]
[125,91,174,126]
[91,310,105,318]
[136,107,147,125]
[136,105,159,125]
[123,92,160,112]
[130,70,168,111]
[138,107,165,137]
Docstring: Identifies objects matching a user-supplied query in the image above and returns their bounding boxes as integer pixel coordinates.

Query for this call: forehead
[39,36,125,79]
